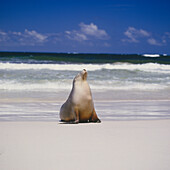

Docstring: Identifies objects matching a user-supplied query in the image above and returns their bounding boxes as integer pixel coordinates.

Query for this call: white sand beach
[0,120,170,170]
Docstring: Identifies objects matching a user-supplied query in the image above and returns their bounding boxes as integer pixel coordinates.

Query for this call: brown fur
[59,69,101,124]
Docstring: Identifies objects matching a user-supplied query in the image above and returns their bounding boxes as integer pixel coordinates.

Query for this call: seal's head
[74,69,87,83]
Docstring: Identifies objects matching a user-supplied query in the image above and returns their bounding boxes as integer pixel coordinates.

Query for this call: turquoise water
[0,52,170,64]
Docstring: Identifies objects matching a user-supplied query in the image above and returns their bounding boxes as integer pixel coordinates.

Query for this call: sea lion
[59,69,101,123]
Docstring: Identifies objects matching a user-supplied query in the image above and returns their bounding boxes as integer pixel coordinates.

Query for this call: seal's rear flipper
[89,108,101,123]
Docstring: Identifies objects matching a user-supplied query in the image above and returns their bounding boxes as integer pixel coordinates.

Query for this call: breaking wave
[0,62,170,74]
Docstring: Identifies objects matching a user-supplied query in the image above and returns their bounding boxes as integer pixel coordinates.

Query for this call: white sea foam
[0,79,167,91]
[0,62,170,91]
[0,62,170,74]
[0,81,72,91]
[143,54,160,57]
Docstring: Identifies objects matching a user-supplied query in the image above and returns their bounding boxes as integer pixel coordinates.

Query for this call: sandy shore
[0,120,170,170]
[1,90,170,121]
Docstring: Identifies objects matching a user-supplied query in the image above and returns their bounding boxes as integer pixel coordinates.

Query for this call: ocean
[0,52,170,121]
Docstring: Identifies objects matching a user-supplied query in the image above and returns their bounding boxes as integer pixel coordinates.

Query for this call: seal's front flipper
[73,107,79,124]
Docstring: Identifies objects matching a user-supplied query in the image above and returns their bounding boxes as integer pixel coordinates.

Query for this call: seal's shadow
[58,120,100,124]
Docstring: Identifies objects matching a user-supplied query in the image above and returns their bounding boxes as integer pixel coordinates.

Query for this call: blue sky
[0,0,170,54]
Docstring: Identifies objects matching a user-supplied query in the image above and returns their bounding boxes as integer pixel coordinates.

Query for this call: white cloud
[103,42,111,47]
[147,38,162,46]
[139,29,150,37]
[123,27,150,43]
[65,30,88,41]
[165,32,170,38]
[0,23,109,47]
[24,29,47,42]
[0,30,9,42]
[122,26,167,46]
[79,23,108,39]
[162,32,170,44]
[0,31,7,36]
[12,31,22,36]
[65,22,109,41]
[123,27,138,42]
[75,33,88,41]
[0,29,50,46]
